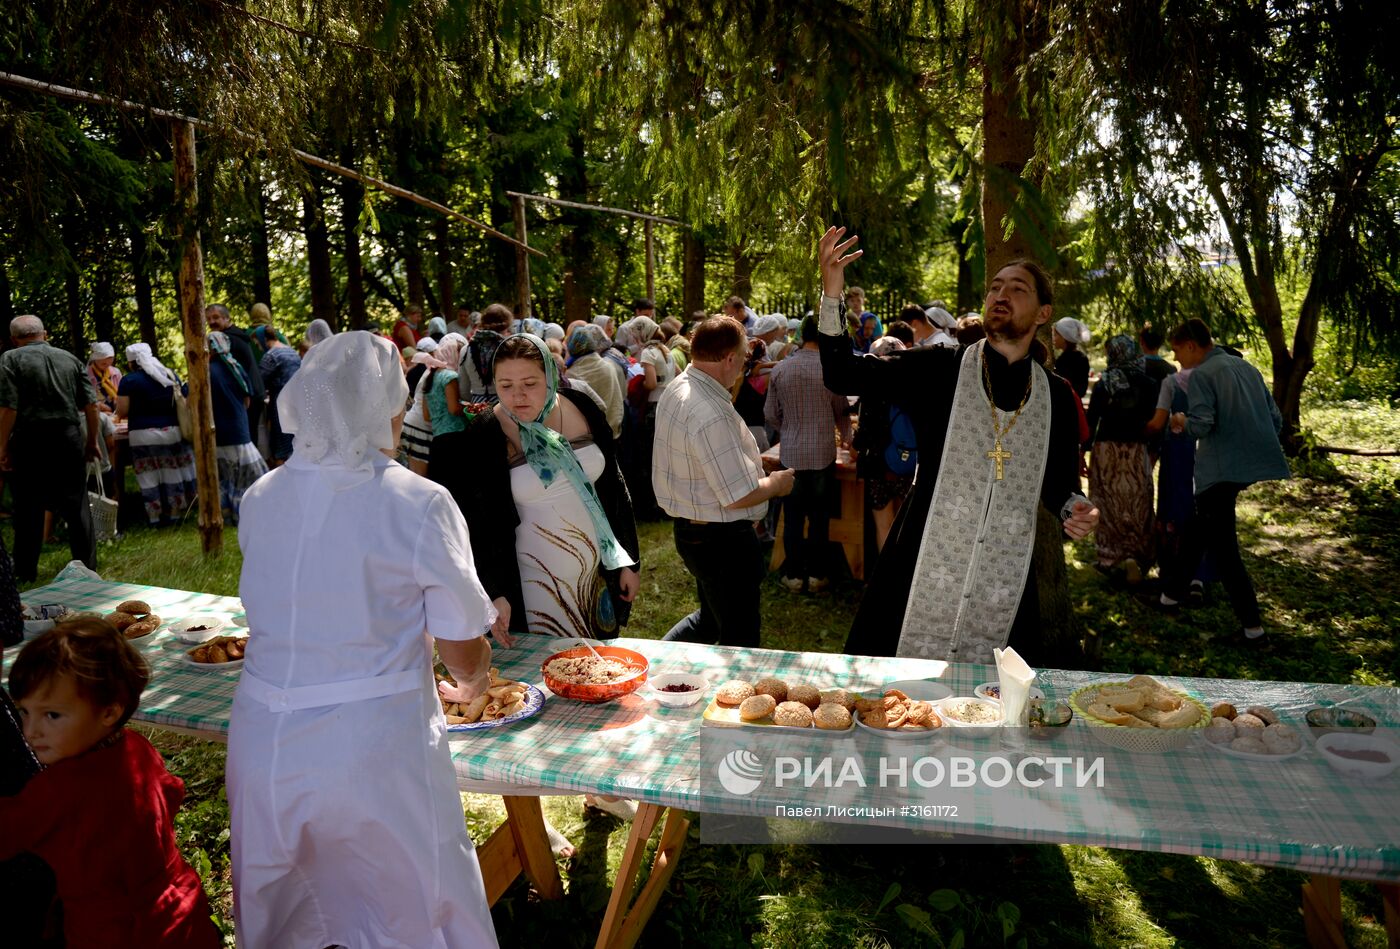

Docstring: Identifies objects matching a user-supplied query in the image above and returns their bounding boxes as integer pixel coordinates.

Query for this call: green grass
[6,396,1397,948]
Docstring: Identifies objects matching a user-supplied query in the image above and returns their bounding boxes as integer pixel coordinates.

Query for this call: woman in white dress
[437,333,640,643]
[226,331,499,949]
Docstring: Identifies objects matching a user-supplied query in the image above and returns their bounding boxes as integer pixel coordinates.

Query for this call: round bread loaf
[117,600,152,616]
[716,680,756,707]
[813,703,852,730]
[753,677,788,702]
[107,611,138,631]
[738,694,777,722]
[124,615,161,639]
[787,684,821,709]
[772,701,813,728]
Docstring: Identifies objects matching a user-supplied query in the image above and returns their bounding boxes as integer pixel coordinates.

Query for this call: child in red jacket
[1,619,221,948]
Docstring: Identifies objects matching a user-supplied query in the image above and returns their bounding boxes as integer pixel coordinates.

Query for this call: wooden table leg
[475,796,564,905]
[1380,883,1399,948]
[594,804,691,949]
[1301,874,1347,949]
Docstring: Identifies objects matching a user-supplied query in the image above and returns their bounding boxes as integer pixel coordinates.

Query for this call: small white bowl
[936,696,1004,732]
[646,673,709,708]
[167,615,228,644]
[1317,732,1399,781]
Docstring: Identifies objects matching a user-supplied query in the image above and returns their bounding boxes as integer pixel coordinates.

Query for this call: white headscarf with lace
[124,343,179,388]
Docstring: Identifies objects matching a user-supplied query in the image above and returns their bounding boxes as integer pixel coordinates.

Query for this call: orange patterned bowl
[541,645,649,703]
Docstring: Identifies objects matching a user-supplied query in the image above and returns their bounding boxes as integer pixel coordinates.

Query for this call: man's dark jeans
[781,464,836,580]
[663,519,762,648]
[8,420,95,582]
[1166,481,1261,628]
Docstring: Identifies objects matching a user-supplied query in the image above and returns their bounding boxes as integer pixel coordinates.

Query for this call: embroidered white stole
[895,340,1051,664]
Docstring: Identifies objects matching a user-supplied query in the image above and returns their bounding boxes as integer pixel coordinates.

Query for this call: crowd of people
[0,241,1290,946]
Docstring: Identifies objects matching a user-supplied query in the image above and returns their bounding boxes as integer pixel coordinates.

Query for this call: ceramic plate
[853,715,945,741]
[446,684,546,732]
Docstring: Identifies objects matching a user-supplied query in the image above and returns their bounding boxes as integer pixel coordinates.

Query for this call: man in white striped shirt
[652,316,795,647]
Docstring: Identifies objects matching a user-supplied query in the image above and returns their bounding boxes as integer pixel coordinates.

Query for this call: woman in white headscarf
[85,341,122,469]
[227,331,499,949]
[116,343,197,526]
[614,315,673,518]
[1052,317,1092,398]
[303,318,334,349]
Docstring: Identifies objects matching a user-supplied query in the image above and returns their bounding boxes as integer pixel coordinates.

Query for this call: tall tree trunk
[404,218,425,311]
[434,216,453,318]
[64,268,84,355]
[682,232,706,317]
[732,246,757,299]
[0,262,13,331]
[129,224,157,348]
[561,128,594,325]
[250,175,273,307]
[303,184,337,329]
[338,160,365,331]
[92,254,116,344]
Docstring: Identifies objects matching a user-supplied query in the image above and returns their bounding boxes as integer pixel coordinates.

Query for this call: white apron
[227,460,498,949]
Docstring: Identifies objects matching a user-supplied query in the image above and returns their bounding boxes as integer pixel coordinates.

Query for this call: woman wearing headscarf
[86,342,122,473]
[228,331,498,949]
[614,315,673,518]
[564,325,624,439]
[436,333,639,645]
[302,319,333,349]
[116,344,197,526]
[1084,334,1161,582]
[459,304,512,405]
[1052,317,1092,398]
[207,332,269,524]
[426,316,448,342]
[854,312,883,354]
[419,333,470,449]
[253,324,301,466]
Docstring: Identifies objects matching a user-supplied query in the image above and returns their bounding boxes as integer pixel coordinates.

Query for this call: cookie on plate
[716,680,756,707]
[107,611,138,631]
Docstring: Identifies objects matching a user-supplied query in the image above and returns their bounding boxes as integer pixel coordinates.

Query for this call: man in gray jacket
[1160,318,1289,640]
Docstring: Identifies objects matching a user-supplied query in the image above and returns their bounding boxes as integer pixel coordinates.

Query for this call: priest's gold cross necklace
[981,350,1033,480]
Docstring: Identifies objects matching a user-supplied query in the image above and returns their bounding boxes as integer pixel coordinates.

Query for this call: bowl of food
[1305,706,1377,740]
[184,635,248,670]
[646,672,709,708]
[541,645,649,703]
[936,696,1003,736]
[167,615,228,644]
[1316,732,1399,781]
[974,681,1045,703]
[1069,676,1209,753]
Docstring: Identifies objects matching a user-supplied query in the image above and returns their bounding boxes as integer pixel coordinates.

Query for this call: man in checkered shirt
[764,316,852,593]
[652,316,795,647]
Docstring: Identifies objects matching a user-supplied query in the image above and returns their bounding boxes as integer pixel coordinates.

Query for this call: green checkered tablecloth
[17,578,1400,883]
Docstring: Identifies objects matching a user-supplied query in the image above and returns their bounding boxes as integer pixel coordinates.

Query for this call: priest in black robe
[815,228,1097,666]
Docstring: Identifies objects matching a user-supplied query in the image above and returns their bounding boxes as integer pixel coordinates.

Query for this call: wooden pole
[172,120,223,556]
[0,71,542,258]
[644,219,655,301]
[513,194,532,319]
[505,190,683,226]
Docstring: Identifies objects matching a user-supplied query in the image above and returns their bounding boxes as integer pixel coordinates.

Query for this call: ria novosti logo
[716,749,765,795]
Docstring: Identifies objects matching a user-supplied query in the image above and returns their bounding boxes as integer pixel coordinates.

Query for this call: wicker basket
[1069,682,1210,754]
[87,462,119,543]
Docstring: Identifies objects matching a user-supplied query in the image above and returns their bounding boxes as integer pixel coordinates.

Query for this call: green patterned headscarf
[494,333,635,571]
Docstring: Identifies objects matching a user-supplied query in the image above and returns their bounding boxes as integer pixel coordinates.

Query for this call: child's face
[17,674,123,766]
